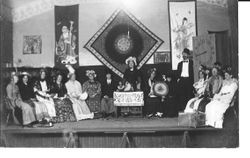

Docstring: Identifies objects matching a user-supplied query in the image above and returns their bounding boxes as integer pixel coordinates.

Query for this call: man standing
[176,48,194,112]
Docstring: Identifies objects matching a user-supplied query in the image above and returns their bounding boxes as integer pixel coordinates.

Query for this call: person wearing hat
[18,72,51,125]
[65,67,94,121]
[176,48,194,112]
[123,56,142,91]
[82,70,102,115]
[100,71,116,118]
[6,72,36,127]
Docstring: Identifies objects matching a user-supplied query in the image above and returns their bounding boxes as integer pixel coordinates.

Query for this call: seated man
[101,72,116,117]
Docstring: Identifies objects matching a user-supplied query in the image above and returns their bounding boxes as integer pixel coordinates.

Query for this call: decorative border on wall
[11,0,228,23]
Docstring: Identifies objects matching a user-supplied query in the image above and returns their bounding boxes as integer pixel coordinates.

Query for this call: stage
[0,116,238,148]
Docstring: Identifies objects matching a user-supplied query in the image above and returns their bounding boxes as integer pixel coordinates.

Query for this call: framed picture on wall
[168,0,197,70]
[154,51,171,64]
[23,35,42,54]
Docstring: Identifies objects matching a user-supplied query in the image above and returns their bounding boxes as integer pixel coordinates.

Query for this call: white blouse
[65,80,82,97]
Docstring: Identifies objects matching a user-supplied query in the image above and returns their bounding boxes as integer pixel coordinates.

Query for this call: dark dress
[144,78,162,115]
[162,80,178,117]
[51,83,76,123]
[123,68,141,91]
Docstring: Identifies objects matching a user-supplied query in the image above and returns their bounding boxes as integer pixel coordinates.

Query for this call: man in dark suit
[101,72,116,117]
[176,48,194,112]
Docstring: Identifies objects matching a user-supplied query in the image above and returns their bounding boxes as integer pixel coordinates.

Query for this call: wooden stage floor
[1,117,235,148]
[2,117,217,133]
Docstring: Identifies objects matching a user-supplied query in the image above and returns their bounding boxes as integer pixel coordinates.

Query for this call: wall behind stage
[12,0,230,67]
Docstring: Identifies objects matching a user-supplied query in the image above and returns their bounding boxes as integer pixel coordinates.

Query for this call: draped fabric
[84,9,163,78]
[55,5,79,68]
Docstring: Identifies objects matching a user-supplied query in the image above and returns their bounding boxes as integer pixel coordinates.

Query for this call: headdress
[86,70,97,78]
[125,56,137,66]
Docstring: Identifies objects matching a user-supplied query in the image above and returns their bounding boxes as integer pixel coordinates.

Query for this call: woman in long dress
[33,69,56,120]
[144,68,162,117]
[192,67,223,112]
[50,73,76,123]
[18,72,50,122]
[6,72,36,127]
[65,73,94,121]
[205,69,238,128]
[123,56,142,91]
[82,70,102,114]
[184,70,207,113]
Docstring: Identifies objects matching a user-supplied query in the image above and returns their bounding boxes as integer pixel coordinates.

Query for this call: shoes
[147,113,154,118]
[155,112,163,118]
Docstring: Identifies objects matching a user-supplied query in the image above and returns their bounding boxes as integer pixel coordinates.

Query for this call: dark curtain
[227,0,238,78]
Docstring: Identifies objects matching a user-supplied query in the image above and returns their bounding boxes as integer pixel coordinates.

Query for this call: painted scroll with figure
[55,5,79,68]
[169,0,197,70]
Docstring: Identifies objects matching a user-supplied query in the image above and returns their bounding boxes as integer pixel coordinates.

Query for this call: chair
[3,97,20,126]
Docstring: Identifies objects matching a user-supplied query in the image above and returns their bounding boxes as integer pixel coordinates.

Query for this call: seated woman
[18,72,50,123]
[65,72,94,121]
[6,72,36,127]
[205,68,238,128]
[34,69,56,120]
[123,56,142,91]
[82,70,102,114]
[50,73,76,123]
[192,67,223,113]
[184,70,207,113]
[144,68,162,117]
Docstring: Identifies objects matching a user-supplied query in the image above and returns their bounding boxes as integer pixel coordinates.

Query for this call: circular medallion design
[105,24,143,63]
[114,35,133,54]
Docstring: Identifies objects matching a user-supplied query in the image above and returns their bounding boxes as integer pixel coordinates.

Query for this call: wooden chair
[3,96,20,126]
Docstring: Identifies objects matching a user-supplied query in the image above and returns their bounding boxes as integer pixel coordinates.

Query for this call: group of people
[184,62,238,128]
[6,67,117,127]
[5,48,238,128]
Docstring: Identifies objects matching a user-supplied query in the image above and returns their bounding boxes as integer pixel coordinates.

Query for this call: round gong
[105,24,143,63]
[153,81,169,97]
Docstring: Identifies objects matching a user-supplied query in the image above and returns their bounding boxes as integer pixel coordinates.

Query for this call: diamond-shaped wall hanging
[84,9,163,78]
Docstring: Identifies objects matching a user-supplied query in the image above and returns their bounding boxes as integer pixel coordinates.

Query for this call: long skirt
[24,100,50,121]
[144,97,162,115]
[101,98,116,114]
[184,97,199,113]
[15,99,36,125]
[163,96,178,117]
[69,97,94,121]
[184,97,210,113]
[53,98,76,123]
[205,100,230,128]
[36,96,56,118]
[86,95,101,113]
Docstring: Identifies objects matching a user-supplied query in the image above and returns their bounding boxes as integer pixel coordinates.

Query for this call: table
[113,91,144,117]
